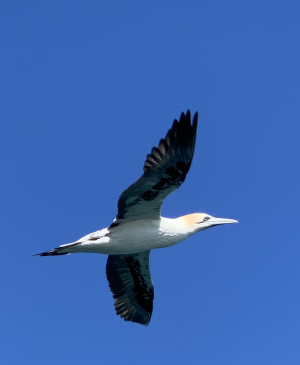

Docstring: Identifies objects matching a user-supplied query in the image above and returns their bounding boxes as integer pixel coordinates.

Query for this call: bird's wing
[111,110,198,227]
[106,251,154,326]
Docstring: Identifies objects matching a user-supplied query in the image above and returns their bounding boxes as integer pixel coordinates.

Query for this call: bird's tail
[34,242,78,256]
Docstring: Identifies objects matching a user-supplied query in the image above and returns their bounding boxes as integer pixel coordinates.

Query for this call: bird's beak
[209,217,238,226]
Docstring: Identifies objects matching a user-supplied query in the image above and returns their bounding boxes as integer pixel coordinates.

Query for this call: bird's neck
[160,216,197,236]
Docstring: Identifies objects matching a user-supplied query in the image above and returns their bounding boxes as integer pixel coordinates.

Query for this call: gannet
[37,110,237,326]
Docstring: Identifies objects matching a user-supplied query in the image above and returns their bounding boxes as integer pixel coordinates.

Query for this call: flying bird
[37,110,237,326]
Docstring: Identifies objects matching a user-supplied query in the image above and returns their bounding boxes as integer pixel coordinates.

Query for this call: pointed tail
[34,247,69,256]
[34,242,78,256]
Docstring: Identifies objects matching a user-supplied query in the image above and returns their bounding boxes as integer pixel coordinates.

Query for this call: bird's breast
[75,219,188,255]
[92,219,184,254]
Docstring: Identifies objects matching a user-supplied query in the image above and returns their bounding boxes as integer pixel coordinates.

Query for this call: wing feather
[106,251,154,326]
[111,110,198,226]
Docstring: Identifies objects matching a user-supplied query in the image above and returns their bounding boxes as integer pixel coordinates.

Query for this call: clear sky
[1,1,300,364]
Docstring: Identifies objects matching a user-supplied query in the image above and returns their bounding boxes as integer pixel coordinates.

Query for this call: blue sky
[1,1,300,364]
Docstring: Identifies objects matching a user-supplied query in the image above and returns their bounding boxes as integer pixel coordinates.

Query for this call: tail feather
[34,242,78,256]
[34,247,69,256]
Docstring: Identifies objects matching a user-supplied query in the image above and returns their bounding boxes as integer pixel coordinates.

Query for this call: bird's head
[181,213,238,234]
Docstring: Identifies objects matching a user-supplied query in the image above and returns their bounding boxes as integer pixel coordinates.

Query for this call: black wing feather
[106,251,154,326]
[111,110,198,226]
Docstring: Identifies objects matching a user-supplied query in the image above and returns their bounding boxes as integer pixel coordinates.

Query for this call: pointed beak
[209,217,238,226]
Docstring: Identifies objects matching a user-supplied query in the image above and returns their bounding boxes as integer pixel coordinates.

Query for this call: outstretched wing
[111,110,198,227]
[106,251,154,326]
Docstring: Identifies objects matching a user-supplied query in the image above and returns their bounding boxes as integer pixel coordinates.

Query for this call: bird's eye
[203,217,210,222]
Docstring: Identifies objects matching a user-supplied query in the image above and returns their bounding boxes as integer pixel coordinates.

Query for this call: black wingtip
[193,110,198,122]
[179,110,198,127]
[192,111,198,130]
[185,109,191,119]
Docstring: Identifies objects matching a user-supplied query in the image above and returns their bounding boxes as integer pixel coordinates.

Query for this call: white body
[61,217,195,255]
[59,214,237,256]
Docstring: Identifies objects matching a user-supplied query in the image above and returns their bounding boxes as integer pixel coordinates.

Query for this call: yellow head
[179,213,238,234]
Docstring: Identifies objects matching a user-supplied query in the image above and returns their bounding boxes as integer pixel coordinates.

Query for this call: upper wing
[106,251,154,326]
[111,110,198,227]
